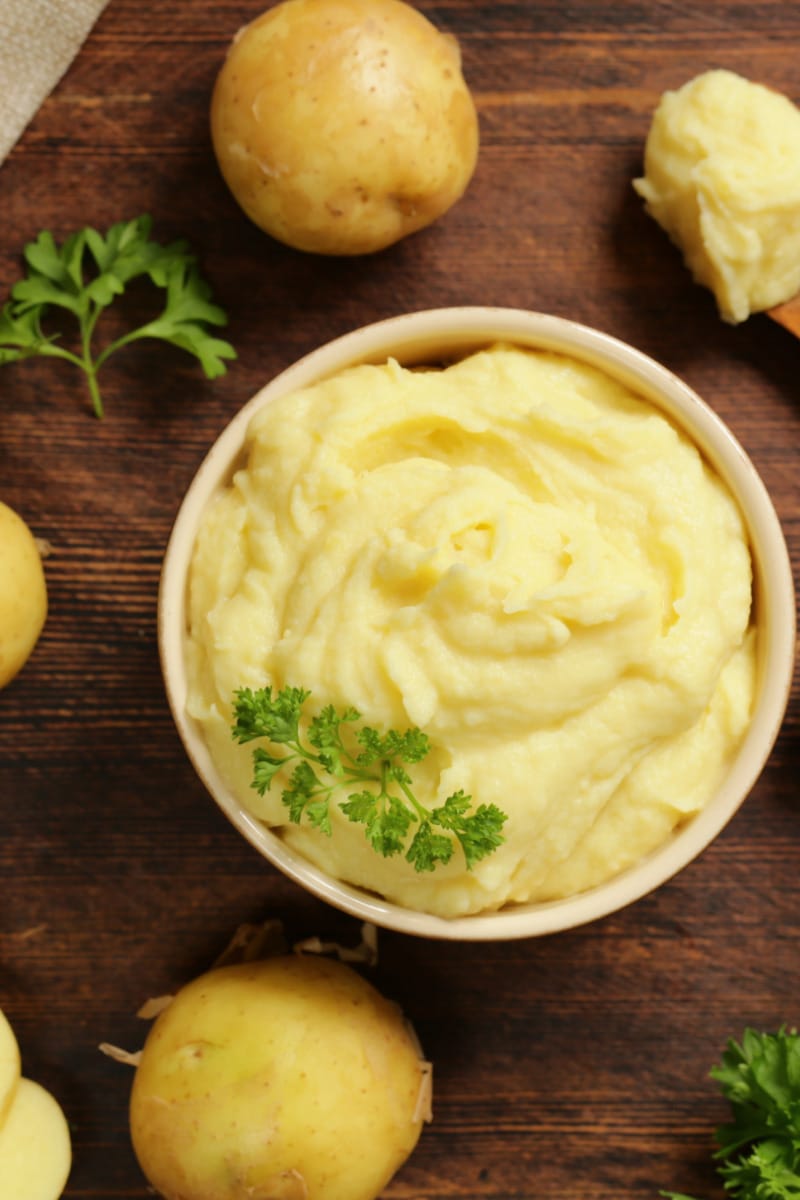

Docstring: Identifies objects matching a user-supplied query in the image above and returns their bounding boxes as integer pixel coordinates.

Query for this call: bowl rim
[158,306,796,941]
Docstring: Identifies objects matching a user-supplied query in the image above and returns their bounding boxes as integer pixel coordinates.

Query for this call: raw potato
[0,1006,21,1125]
[0,1077,72,1200]
[0,501,47,689]
[210,0,479,255]
[130,955,429,1200]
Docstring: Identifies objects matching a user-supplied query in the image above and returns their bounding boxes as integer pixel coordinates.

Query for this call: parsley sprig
[231,685,507,873]
[0,215,236,417]
[662,1027,800,1200]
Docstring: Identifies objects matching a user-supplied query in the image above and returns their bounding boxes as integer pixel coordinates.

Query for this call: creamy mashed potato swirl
[634,70,800,323]
[186,344,756,918]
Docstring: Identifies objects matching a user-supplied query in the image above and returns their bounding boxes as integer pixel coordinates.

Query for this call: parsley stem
[31,344,85,369]
[344,766,382,787]
[394,772,429,823]
[94,326,151,368]
[80,301,105,418]
[84,368,104,419]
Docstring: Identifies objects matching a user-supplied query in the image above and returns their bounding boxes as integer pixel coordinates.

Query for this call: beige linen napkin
[0,0,110,164]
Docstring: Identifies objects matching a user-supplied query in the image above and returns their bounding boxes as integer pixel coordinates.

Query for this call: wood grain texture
[1,2,798,1198]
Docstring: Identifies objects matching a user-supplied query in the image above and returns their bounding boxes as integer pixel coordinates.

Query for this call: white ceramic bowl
[158,307,796,940]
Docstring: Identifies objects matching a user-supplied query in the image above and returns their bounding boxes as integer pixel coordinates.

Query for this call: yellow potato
[0,1077,72,1200]
[0,1006,21,1126]
[130,955,429,1200]
[210,0,479,255]
[0,501,47,689]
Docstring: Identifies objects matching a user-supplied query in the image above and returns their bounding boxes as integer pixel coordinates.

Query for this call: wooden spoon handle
[767,294,800,337]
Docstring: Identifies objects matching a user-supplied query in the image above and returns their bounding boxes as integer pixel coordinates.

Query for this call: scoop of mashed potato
[634,69,800,323]
[186,344,755,918]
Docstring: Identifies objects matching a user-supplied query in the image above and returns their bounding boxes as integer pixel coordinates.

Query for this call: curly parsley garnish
[0,215,236,418]
[231,684,507,874]
[662,1027,800,1200]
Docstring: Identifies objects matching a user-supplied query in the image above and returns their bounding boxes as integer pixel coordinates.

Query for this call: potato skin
[129,955,427,1200]
[210,0,479,255]
[0,502,47,690]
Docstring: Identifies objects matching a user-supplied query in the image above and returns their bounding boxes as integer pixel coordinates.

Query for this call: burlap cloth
[0,0,110,165]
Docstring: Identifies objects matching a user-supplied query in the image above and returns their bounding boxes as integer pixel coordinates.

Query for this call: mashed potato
[186,344,756,918]
[634,69,800,323]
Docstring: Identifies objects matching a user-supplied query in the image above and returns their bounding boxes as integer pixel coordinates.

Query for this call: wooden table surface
[1,2,798,1197]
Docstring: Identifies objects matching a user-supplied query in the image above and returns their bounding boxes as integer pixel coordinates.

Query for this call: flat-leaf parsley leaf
[231,684,508,874]
[0,215,236,417]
